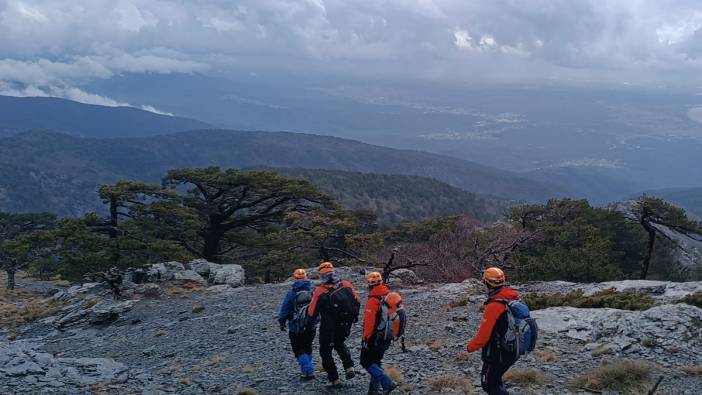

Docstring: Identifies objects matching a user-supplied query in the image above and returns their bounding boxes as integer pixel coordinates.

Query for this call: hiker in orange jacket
[307,262,361,387]
[466,267,520,395]
[360,272,398,395]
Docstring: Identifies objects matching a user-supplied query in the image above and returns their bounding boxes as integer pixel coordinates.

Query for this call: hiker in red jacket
[307,262,361,387]
[360,272,398,395]
[466,267,520,395]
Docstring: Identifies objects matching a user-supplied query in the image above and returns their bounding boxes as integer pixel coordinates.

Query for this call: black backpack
[290,289,312,334]
[327,282,360,323]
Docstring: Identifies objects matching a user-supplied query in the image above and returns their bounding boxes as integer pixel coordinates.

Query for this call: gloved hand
[362,341,369,350]
[280,322,286,332]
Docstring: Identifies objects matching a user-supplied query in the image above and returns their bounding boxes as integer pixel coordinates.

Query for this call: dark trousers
[480,360,514,395]
[289,330,315,358]
[319,322,354,382]
[360,338,389,369]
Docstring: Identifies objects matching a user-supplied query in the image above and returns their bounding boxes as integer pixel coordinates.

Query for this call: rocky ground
[1,264,701,394]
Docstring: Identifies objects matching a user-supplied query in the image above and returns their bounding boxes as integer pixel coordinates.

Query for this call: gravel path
[4,276,701,394]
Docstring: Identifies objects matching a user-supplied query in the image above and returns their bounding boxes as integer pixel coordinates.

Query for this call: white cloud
[140,105,173,116]
[14,1,48,23]
[111,1,158,32]
[0,81,172,115]
[453,29,473,49]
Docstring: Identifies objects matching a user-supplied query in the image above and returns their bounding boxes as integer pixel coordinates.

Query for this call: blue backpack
[494,299,538,360]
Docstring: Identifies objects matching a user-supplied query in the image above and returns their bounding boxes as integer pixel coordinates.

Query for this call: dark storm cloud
[1,0,701,107]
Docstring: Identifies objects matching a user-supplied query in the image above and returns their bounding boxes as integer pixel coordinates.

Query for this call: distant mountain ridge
[0,130,563,216]
[0,95,211,138]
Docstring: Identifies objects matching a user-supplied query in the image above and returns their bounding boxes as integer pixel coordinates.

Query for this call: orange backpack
[376,292,407,341]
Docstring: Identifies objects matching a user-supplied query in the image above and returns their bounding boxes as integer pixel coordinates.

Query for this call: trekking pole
[400,336,407,353]
[647,376,664,395]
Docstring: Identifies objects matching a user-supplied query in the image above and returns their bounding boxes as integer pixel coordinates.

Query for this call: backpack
[290,289,312,334]
[375,292,407,343]
[327,282,360,324]
[494,298,538,360]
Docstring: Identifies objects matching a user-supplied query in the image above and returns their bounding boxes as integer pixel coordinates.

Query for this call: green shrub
[523,288,654,311]
[676,292,702,308]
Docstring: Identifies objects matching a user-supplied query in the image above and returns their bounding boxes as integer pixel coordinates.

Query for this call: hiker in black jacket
[307,262,361,387]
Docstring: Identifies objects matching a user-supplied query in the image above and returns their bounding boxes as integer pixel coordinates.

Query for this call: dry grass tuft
[536,349,558,362]
[399,383,416,392]
[82,298,99,309]
[448,296,469,308]
[158,366,180,375]
[205,354,225,366]
[591,345,614,357]
[190,365,202,373]
[242,365,255,374]
[177,377,192,385]
[236,388,258,395]
[385,366,403,382]
[504,368,550,386]
[191,304,205,313]
[0,287,63,329]
[163,284,204,297]
[428,339,444,351]
[571,359,653,393]
[429,375,473,393]
[452,352,473,363]
[640,338,657,348]
[154,329,168,337]
[681,366,702,375]
[88,383,108,395]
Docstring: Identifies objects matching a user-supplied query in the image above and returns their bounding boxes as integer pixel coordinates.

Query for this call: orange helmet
[318,261,335,275]
[293,268,307,279]
[366,271,383,286]
[482,267,506,288]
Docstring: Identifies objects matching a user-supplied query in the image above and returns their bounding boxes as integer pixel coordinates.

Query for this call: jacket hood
[369,284,390,297]
[321,272,341,285]
[292,279,312,291]
[489,286,519,301]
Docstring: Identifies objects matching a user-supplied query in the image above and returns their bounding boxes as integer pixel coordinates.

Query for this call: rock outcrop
[145,259,246,288]
[210,264,245,287]
[52,300,137,329]
[0,341,128,391]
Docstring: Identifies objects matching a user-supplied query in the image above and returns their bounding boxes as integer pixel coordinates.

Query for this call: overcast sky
[1,0,702,110]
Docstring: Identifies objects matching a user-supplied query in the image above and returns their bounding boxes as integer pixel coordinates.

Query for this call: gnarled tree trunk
[6,269,16,290]
[640,217,656,279]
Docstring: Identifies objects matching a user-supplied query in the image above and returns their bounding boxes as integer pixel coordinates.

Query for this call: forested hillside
[0,130,563,215]
[275,168,512,223]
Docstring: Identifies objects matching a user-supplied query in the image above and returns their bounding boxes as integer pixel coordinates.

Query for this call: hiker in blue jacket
[279,268,317,380]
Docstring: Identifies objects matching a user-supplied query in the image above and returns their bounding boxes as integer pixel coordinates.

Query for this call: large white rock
[387,268,422,285]
[210,264,245,287]
[532,303,702,349]
[173,270,207,284]
[188,259,221,278]
[147,261,185,280]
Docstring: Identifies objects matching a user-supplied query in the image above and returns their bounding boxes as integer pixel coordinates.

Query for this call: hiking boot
[300,373,315,381]
[327,379,343,388]
[345,367,356,380]
[381,381,398,394]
